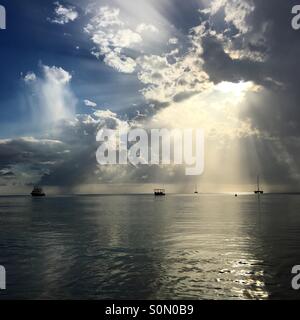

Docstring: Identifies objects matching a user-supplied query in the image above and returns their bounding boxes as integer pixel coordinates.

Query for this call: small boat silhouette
[154,189,166,196]
[31,186,46,197]
[254,176,264,195]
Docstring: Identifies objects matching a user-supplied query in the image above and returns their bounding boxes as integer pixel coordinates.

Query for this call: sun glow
[150,81,259,140]
[146,80,264,192]
[216,81,261,98]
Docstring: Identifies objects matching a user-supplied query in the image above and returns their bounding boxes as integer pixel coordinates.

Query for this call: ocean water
[0,194,300,300]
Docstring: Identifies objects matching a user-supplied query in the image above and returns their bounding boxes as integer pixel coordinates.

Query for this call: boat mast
[257,176,260,192]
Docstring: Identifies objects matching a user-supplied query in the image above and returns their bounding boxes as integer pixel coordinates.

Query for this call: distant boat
[194,184,198,194]
[31,186,46,197]
[154,189,166,196]
[254,176,264,195]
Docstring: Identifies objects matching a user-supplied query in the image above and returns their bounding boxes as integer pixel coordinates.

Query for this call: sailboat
[31,186,46,197]
[254,176,264,195]
[194,184,198,194]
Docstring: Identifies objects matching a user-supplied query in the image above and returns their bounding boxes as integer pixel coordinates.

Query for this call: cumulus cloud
[23,72,37,83]
[85,6,143,73]
[24,65,77,125]
[136,29,211,104]
[40,65,75,122]
[200,0,268,62]
[84,99,97,108]
[49,1,79,25]
[43,65,72,84]
[205,0,255,34]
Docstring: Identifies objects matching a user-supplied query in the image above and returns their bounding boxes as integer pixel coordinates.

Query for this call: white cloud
[85,6,143,74]
[24,72,36,83]
[204,0,255,34]
[84,99,97,108]
[41,65,75,122]
[90,28,142,52]
[114,29,142,47]
[85,5,213,104]
[136,23,158,34]
[104,51,137,74]
[25,65,76,125]
[94,109,117,120]
[199,1,267,63]
[49,2,79,25]
[87,6,123,29]
[168,37,178,45]
[137,30,211,104]
[43,65,72,84]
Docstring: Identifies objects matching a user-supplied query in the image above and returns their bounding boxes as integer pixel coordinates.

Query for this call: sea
[0,194,300,300]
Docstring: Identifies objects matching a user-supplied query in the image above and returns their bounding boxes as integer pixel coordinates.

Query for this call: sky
[0,0,300,194]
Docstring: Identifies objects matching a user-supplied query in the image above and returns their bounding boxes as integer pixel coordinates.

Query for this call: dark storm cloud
[201,35,264,84]
[38,116,102,187]
[40,137,98,187]
[0,138,67,169]
[201,34,285,91]
[201,0,300,137]
[0,137,69,186]
[0,124,99,188]
[0,171,15,177]
[202,0,299,84]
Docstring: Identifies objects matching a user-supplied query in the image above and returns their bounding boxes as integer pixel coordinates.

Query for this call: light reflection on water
[0,194,300,300]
